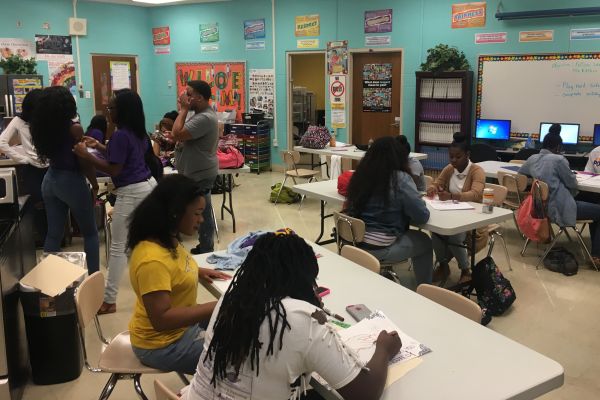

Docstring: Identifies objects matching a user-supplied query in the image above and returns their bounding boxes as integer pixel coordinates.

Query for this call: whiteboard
[477,54,600,139]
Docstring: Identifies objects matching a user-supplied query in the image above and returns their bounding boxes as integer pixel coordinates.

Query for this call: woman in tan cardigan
[427,133,485,284]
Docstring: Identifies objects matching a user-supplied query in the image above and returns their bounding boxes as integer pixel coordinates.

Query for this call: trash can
[19,252,87,385]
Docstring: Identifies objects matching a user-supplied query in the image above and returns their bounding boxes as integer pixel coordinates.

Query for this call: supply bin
[19,253,87,385]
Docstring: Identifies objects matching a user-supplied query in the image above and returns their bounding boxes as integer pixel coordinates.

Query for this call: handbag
[337,171,354,196]
[516,180,550,243]
[299,126,331,149]
[217,145,245,169]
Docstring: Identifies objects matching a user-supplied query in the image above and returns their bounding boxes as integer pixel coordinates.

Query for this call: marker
[323,307,345,322]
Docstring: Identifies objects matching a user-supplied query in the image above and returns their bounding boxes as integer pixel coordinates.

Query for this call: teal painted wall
[3,0,600,163]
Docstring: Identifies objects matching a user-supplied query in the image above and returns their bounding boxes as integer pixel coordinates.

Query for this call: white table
[477,160,600,194]
[293,179,514,267]
[193,243,564,400]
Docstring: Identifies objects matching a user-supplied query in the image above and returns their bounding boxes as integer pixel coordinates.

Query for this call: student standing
[427,133,485,284]
[30,86,100,274]
[74,89,157,314]
[169,80,219,255]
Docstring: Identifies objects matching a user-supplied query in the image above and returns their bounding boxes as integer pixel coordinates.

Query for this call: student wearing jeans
[29,86,100,275]
[427,133,485,285]
[344,136,433,286]
[74,89,157,314]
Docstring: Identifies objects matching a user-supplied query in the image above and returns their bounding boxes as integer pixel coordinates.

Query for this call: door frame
[348,48,404,144]
[286,50,327,151]
[89,53,140,114]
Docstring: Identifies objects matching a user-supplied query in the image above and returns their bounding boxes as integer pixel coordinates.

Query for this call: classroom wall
[291,54,326,110]
[3,0,600,164]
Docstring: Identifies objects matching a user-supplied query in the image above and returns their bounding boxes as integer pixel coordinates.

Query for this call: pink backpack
[217,146,245,169]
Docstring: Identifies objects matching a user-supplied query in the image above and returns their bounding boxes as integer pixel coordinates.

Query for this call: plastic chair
[274,150,319,207]
[154,379,180,400]
[483,183,512,271]
[469,143,498,163]
[416,284,482,323]
[496,171,528,236]
[509,159,525,165]
[341,245,381,274]
[74,272,187,400]
[424,175,433,190]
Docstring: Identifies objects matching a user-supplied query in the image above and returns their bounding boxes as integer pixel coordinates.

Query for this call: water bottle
[482,188,494,214]
[525,134,533,149]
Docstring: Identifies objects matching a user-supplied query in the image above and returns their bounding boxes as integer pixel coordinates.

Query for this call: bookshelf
[414,71,473,172]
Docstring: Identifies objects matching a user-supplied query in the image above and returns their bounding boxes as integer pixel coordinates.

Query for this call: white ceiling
[82,0,230,7]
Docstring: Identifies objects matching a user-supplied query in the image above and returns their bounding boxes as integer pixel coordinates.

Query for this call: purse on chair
[516,180,550,243]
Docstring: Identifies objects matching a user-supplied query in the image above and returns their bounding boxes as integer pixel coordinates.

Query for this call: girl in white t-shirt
[183,231,401,400]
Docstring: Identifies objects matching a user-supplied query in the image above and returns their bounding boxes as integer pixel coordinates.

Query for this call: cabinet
[414,71,473,171]
[229,122,271,174]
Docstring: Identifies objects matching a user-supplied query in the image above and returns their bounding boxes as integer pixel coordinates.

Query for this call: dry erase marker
[322,307,345,322]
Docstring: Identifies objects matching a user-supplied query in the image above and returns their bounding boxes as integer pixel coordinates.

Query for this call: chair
[513,148,539,160]
[469,143,498,163]
[75,272,185,400]
[417,284,482,323]
[497,171,528,236]
[341,245,380,274]
[424,175,433,189]
[274,150,319,207]
[483,183,512,271]
[154,379,180,400]
[520,180,598,271]
[509,159,526,165]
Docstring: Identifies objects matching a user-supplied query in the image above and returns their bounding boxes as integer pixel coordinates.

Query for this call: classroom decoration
[420,44,470,73]
[249,69,274,118]
[365,35,391,47]
[571,28,600,41]
[152,26,171,54]
[475,32,507,44]
[477,53,600,141]
[297,39,319,49]
[176,62,246,122]
[364,9,393,33]
[327,40,348,75]
[199,23,219,43]
[0,38,35,60]
[451,2,486,29]
[362,63,392,113]
[330,75,346,128]
[0,55,37,74]
[295,14,320,37]
[244,19,266,40]
[519,30,554,42]
[35,34,76,93]
[109,61,131,90]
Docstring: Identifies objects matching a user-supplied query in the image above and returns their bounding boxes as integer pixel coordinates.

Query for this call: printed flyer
[364,9,393,33]
[295,14,320,37]
[199,23,219,43]
[244,19,266,40]
[249,69,274,118]
[451,2,486,29]
[152,26,170,45]
[362,63,392,112]
[34,34,72,55]
[0,38,35,60]
[327,40,348,75]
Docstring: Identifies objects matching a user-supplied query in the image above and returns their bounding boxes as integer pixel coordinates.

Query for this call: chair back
[513,148,539,160]
[282,151,301,175]
[484,183,507,207]
[333,212,366,252]
[154,379,180,400]
[532,179,549,202]
[416,284,482,323]
[424,175,433,189]
[509,159,525,165]
[75,272,105,330]
[341,245,380,274]
[497,171,527,207]
[469,143,498,163]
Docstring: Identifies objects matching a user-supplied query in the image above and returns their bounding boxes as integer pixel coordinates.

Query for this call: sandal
[432,262,450,287]
[97,302,116,315]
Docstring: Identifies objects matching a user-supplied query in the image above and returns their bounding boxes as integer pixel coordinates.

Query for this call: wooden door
[91,55,138,139]
[351,51,402,145]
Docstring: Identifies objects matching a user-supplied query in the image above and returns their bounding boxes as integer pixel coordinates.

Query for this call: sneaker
[432,262,450,286]
[190,244,213,255]
[97,302,116,315]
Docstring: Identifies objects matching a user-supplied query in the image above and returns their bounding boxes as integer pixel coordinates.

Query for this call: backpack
[543,247,578,276]
[470,256,516,325]
[269,183,300,204]
[144,139,164,181]
[299,125,331,149]
[337,170,354,196]
[217,145,245,169]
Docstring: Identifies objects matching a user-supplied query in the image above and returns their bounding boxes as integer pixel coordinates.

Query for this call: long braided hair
[204,232,320,384]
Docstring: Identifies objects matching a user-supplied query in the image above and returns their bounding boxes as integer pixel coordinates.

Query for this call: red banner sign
[152,27,170,45]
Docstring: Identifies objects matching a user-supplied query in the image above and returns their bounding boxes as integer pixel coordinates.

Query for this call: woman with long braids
[182,231,401,400]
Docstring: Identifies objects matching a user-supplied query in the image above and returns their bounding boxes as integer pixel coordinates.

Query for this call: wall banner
[362,63,392,113]
[295,15,320,37]
[199,23,219,43]
[244,19,266,40]
[152,27,170,45]
[0,38,35,59]
[364,9,393,33]
[327,40,348,75]
[451,2,486,29]
[519,30,554,42]
[176,62,246,122]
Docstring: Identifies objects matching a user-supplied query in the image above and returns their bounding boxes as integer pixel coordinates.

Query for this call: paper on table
[424,197,475,211]
[581,175,600,186]
[576,172,596,183]
[386,357,422,387]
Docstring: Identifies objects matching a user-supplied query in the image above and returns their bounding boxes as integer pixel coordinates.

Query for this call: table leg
[221,175,226,220]
[470,228,476,269]
[220,174,237,233]
[315,200,335,245]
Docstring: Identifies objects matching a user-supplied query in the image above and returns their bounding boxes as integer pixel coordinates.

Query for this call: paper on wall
[249,69,274,118]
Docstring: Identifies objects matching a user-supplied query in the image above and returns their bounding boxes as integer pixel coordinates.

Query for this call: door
[351,51,402,145]
[91,55,138,139]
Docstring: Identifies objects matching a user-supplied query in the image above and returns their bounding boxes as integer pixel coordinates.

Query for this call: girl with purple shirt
[86,115,107,144]
[30,86,100,274]
[74,89,157,314]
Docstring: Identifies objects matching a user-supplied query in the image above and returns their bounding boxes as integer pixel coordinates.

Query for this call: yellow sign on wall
[295,14,320,37]
[519,30,554,42]
[297,39,320,49]
[451,2,486,29]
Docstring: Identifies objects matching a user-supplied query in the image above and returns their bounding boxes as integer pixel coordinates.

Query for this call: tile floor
[21,171,600,399]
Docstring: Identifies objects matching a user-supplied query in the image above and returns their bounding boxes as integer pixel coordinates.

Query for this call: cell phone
[316,286,330,297]
[346,304,372,322]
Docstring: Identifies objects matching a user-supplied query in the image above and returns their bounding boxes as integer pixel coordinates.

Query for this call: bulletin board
[175,62,246,121]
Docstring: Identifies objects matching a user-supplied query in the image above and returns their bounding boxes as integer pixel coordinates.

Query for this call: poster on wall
[176,62,245,121]
[11,78,42,114]
[0,38,35,60]
[362,63,392,113]
[519,30,554,42]
[244,19,266,40]
[295,14,320,37]
[199,23,219,43]
[364,9,393,33]
[152,27,170,45]
[571,28,600,40]
[327,40,348,75]
[249,69,274,118]
[110,61,131,90]
[44,54,76,92]
[34,35,72,55]
[475,32,507,44]
[330,75,346,128]
[451,2,486,29]
[297,39,319,49]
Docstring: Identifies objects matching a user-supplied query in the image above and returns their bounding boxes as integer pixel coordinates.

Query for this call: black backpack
[470,257,516,325]
[543,247,578,276]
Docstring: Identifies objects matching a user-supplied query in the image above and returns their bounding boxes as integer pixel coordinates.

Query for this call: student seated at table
[520,133,600,264]
[151,110,178,158]
[396,135,426,192]
[585,141,600,175]
[427,133,485,284]
[345,136,433,286]
[182,231,401,400]
[127,174,231,374]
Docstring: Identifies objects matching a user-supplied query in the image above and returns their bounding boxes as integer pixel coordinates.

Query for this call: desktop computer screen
[539,123,580,144]
[475,119,511,140]
[594,124,600,146]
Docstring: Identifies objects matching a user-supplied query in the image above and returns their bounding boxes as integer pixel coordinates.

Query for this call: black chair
[469,143,499,163]
[513,148,539,160]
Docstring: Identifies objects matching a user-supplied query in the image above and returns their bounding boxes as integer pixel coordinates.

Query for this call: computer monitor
[594,124,600,146]
[539,123,580,145]
[475,119,511,140]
